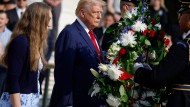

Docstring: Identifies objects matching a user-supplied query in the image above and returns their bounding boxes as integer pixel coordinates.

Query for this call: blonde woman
[150,0,168,29]
[0,2,52,107]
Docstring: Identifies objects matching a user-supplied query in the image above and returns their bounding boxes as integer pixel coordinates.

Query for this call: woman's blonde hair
[1,2,51,71]
[75,0,105,17]
[150,0,167,10]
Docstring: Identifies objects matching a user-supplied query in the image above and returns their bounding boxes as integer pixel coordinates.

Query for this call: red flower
[119,69,133,80]
[151,18,157,25]
[159,31,165,38]
[164,38,170,46]
[149,30,155,37]
[119,48,127,55]
[142,29,148,35]
[113,57,119,64]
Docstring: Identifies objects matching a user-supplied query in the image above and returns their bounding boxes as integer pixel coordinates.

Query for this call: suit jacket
[49,20,104,107]
[93,27,103,41]
[101,21,122,51]
[5,35,39,94]
[93,27,105,46]
[6,8,19,31]
[134,35,190,107]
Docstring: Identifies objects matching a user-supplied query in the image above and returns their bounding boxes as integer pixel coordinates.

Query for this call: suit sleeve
[53,30,76,106]
[6,36,27,94]
[134,44,188,88]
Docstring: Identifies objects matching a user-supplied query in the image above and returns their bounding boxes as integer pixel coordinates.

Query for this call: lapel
[74,20,100,62]
[12,8,19,22]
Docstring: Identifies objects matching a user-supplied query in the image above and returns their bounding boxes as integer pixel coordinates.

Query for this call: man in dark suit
[102,0,139,51]
[134,0,190,106]
[93,12,115,46]
[6,0,28,31]
[49,0,105,106]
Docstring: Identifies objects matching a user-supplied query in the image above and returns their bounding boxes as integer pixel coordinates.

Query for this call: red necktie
[88,30,101,61]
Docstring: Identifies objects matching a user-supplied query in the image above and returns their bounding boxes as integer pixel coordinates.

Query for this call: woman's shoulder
[12,35,28,44]
[11,35,29,49]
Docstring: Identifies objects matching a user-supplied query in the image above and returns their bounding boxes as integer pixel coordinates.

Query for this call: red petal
[119,69,133,80]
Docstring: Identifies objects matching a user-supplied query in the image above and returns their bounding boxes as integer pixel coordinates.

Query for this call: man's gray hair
[75,0,105,17]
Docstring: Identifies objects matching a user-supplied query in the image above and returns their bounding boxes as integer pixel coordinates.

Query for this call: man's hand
[142,63,152,70]
[134,63,152,72]
[134,63,143,72]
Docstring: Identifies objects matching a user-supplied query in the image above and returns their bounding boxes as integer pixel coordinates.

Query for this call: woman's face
[47,10,52,30]
[153,0,161,7]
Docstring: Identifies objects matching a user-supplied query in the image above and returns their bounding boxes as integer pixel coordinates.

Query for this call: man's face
[0,13,8,28]
[16,0,28,9]
[178,10,190,32]
[82,4,103,30]
[103,15,115,28]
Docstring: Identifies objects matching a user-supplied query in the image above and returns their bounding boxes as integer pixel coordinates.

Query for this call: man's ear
[80,9,85,18]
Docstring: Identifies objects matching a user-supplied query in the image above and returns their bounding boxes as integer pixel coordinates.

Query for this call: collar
[77,18,89,34]
[102,26,107,33]
[0,26,7,33]
[16,6,26,13]
[16,6,26,18]
[183,30,190,39]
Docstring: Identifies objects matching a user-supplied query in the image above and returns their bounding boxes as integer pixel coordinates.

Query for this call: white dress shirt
[77,18,100,49]
[183,30,190,39]
[16,7,26,19]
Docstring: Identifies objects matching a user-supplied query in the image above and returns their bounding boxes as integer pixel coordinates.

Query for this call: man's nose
[97,12,102,19]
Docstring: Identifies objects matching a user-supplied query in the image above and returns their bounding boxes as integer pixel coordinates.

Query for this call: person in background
[0,10,12,96]
[165,0,180,26]
[149,0,168,29]
[28,0,43,5]
[0,0,16,11]
[6,0,28,31]
[134,0,190,106]
[93,12,115,46]
[114,12,121,22]
[165,25,183,46]
[49,0,105,106]
[0,10,12,50]
[107,0,121,14]
[44,0,62,61]
[0,2,52,107]
[102,0,138,51]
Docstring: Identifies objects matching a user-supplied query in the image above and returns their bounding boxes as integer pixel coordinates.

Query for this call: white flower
[108,41,121,56]
[123,11,132,19]
[132,51,138,60]
[132,20,147,32]
[107,64,122,81]
[91,83,100,97]
[148,50,156,60]
[155,23,161,30]
[120,31,137,47]
[112,42,121,52]
[98,63,108,72]
[118,22,122,27]
[123,7,137,19]
[106,94,121,107]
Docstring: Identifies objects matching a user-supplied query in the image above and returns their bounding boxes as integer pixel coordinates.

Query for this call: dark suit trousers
[0,65,7,96]
[46,3,62,61]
